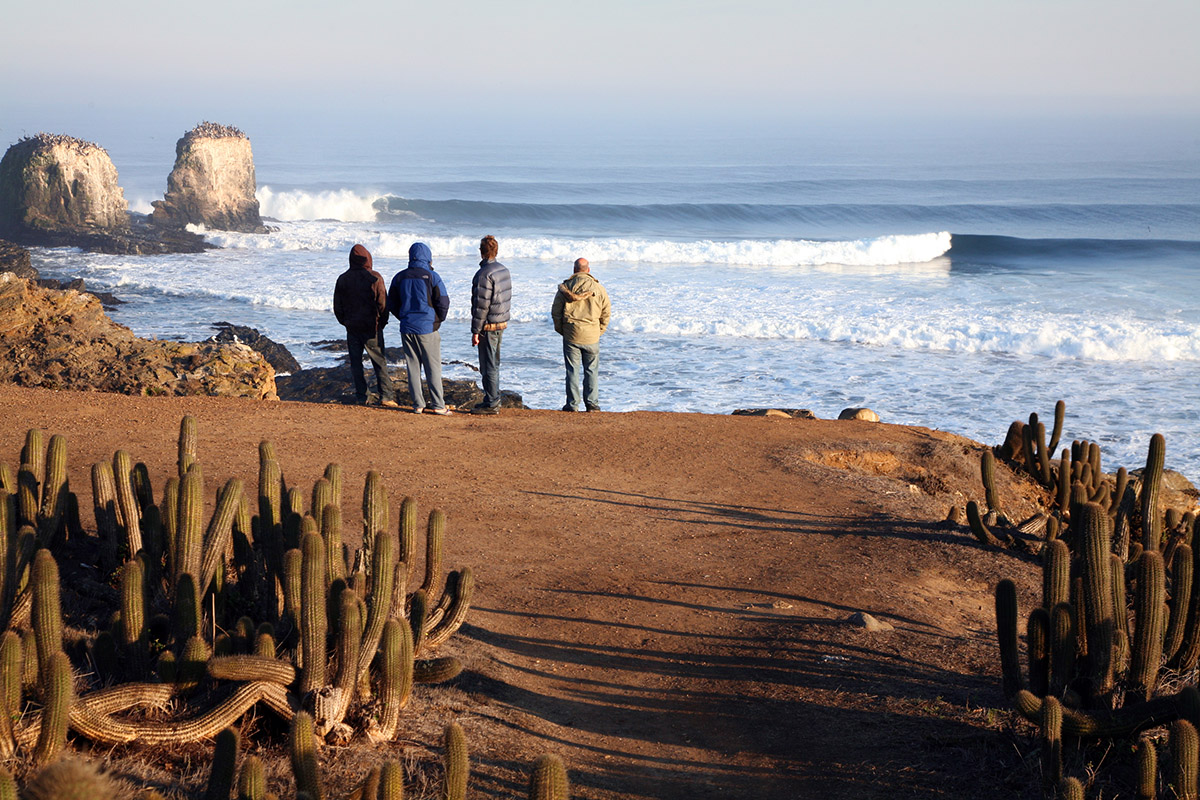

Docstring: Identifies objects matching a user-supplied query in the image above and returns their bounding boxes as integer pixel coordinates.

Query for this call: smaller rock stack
[0,133,129,239]
[152,122,268,233]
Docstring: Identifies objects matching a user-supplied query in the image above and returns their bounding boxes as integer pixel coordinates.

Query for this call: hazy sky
[3,0,1198,120]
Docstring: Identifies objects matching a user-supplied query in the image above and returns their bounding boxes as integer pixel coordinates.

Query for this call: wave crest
[257,187,384,222]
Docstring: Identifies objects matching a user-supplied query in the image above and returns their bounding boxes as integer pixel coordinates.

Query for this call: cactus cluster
[0,417,476,784]
[988,403,1200,797]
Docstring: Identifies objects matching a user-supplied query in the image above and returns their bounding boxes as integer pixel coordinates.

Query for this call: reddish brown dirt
[0,385,1051,799]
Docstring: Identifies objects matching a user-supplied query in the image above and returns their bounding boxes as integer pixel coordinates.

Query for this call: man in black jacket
[332,243,399,407]
[469,235,512,414]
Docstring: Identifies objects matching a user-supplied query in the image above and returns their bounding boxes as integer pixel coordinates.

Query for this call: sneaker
[472,405,500,415]
[585,405,601,412]
[561,404,577,412]
[425,407,451,416]
[380,399,400,409]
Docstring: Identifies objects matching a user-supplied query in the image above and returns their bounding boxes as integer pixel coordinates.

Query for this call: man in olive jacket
[551,257,611,412]
[333,243,398,407]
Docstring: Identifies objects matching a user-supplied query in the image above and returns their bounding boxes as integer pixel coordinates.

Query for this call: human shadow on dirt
[522,487,1040,561]
[458,608,1018,800]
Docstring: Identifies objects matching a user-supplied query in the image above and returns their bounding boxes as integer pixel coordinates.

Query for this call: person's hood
[349,243,372,270]
[559,271,598,301]
[408,242,433,269]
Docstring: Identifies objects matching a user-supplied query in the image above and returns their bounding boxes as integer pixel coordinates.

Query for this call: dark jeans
[477,330,503,408]
[346,328,395,403]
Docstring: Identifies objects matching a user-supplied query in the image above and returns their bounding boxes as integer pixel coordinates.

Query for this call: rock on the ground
[0,238,36,280]
[733,408,816,418]
[847,612,894,632]
[839,407,880,422]
[277,364,525,409]
[152,122,267,233]
[210,322,301,374]
[0,274,276,399]
[0,133,128,237]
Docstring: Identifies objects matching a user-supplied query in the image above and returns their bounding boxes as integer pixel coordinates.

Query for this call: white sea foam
[256,187,384,222]
[202,222,953,268]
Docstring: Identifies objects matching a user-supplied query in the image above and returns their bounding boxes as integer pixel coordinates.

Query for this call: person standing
[470,235,512,414]
[332,243,399,407]
[387,242,450,414]
[551,257,611,412]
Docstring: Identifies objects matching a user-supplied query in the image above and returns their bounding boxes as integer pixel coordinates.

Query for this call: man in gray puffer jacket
[469,235,512,414]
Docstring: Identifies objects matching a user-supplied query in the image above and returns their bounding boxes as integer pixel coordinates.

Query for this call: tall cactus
[443,722,469,800]
[33,651,72,765]
[1141,433,1166,552]
[1173,719,1200,800]
[112,450,143,556]
[981,449,1001,515]
[299,531,328,694]
[237,755,266,800]
[37,434,67,546]
[32,550,62,684]
[205,727,240,800]
[289,712,324,800]
[1137,737,1157,800]
[1078,502,1115,700]
[423,509,446,600]
[996,579,1022,698]
[175,466,204,590]
[1040,694,1063,791]
[399,496,418,575]
[362,470,387,557]
[1131,550,1167,702]
[179,415,198,477]
[377,617,414,741]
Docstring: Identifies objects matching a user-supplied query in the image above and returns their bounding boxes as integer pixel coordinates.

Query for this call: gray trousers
[402,331,444,410]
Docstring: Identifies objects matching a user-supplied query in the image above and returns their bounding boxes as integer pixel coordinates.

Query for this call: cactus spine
[0,632,20,715]
[379,761,404,800]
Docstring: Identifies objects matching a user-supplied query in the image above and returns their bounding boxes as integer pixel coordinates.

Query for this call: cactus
[16,465,37,532]
[91,462,120,573]
[208,655,297,685]
[354,531,395,685]
[299,531,328,694]
[113,450,143,556]
[409,589,429,658]
[443,722,469,800]
[34,650,72,764]
[32,549,62,683]
[1040,694,1063,791]
[283,548,303,628]
[414,658,462,684]
[378,761,404,800]
[362,470,387,557]
[23,758,120,800]
[528,754,569,800]
[200,478,244,594]
[21,429,44,484]
[177,635,211,693]
[980,449,1000,515]
[1131,550,1167,702]
[334,589,361,705]
[1142,433,1166,551]
[427,568,475,650]
[966,501,1004,548]
[398,496,418,573]
[205,727,240,800]
[995,579,1022,698]
[1078,502,1115,699]
[0,632,20,715]
[175,466,204,589]
[290,711,323,800]
[0,766,12,800]
[1046,400,1065,455]
[1058,777,1084,800]
[1137,737,1157,800]
[1043,539,1070,611]
[238,755,266,800]
[1027,607,1050,698]
[1173,719,1199,800]
[323,505,345,583]
[377,618,413,740]
[37,434,67,545]
[179,415,198,477]
[120,559,146,654]
[1167,545,1194,663]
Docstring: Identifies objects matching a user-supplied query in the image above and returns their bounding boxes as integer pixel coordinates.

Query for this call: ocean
[16,112,1200,481]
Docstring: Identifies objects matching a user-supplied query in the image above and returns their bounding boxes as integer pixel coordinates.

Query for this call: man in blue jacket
[387,242,450,414]
[469,235,512,414]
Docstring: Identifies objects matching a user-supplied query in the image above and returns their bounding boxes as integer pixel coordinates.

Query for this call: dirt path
[0,385,1045,799]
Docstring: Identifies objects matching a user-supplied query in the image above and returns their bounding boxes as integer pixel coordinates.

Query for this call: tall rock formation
[0,133,129,239]
[151,122,267,232]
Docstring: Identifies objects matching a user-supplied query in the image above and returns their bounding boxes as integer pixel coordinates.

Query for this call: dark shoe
[561,405,577,412]
[585,405,601,412]
[380,399,400,409]
[472,405,499,415]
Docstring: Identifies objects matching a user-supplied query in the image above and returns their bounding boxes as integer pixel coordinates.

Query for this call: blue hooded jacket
[387,242,450,335]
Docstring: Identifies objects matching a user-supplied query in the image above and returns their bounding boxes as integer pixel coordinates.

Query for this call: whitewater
[24,117,1200,479]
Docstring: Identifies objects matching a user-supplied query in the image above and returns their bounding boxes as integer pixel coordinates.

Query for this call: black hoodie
[333,244,389,335]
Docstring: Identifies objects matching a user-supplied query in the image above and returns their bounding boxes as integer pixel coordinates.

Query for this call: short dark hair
[480,235,499,259]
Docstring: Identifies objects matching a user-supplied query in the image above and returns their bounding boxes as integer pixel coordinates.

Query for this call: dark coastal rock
[35,276,123,309]
[0,274,276,399]
[210,322,302,374]
[0,238,36,279]
[277,364,526,409]
[152,122,268,233]
[732,408,816,419]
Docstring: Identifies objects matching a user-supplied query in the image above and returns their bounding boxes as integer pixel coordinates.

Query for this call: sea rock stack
[0,133,129,239]
[152,122,267,233]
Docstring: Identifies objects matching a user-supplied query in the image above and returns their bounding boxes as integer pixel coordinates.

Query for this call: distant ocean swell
[253,187,1200,234]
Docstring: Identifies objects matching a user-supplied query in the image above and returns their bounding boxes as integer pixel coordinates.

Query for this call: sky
[3,0,1198,124]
